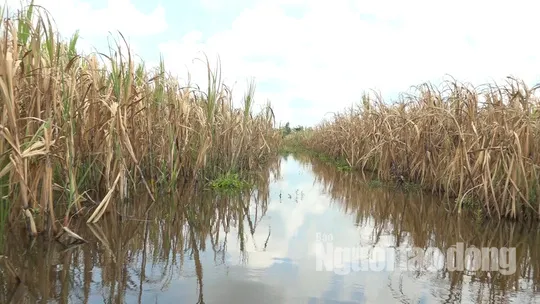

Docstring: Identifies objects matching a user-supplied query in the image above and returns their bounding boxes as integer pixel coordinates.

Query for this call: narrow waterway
[0,154,539,303]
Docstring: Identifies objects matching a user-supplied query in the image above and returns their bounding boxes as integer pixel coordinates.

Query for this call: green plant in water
[368,180,383,188]
[458,195,484,215]
[402,182,421,192]
[209,172,251,191]
[337,165,351,172]
[474,206,485,225]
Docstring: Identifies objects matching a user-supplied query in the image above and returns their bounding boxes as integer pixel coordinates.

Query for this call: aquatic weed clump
[209,172,251,191]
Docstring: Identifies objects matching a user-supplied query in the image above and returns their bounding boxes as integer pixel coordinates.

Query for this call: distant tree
[284,122,291,135]
[293,125,303,132]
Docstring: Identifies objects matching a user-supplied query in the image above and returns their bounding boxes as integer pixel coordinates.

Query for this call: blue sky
[5,0,540,127]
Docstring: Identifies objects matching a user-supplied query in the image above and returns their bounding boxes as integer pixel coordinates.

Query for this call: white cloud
[199,0,227,10]
[7,0,540,126]
[159,0,540,126]
[5,0,166,54]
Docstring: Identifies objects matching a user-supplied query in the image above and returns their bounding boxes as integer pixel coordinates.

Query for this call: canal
[0,154,538,303]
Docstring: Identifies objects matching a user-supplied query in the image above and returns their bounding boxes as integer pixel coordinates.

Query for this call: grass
[297,77,540,220]
[208,172,251,191]
[0,1,282,235]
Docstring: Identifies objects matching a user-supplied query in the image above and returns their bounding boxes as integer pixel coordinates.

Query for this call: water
[0,154,539,303]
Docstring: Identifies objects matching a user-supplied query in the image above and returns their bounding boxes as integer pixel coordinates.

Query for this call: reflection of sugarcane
[302,154,540,298]
[185,208,205,304]
[264,227,271,251]
[137,206,151,304]
[0,153,537,302]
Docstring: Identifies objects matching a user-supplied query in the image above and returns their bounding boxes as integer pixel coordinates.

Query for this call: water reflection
[0,154,538,303]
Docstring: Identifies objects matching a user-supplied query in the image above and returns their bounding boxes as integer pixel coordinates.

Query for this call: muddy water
[0,154,539,303]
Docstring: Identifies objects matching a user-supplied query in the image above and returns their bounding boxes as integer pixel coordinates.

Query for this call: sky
[4,0,540,127]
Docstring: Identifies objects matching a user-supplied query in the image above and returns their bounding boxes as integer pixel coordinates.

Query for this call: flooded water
[1,154,539,303]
